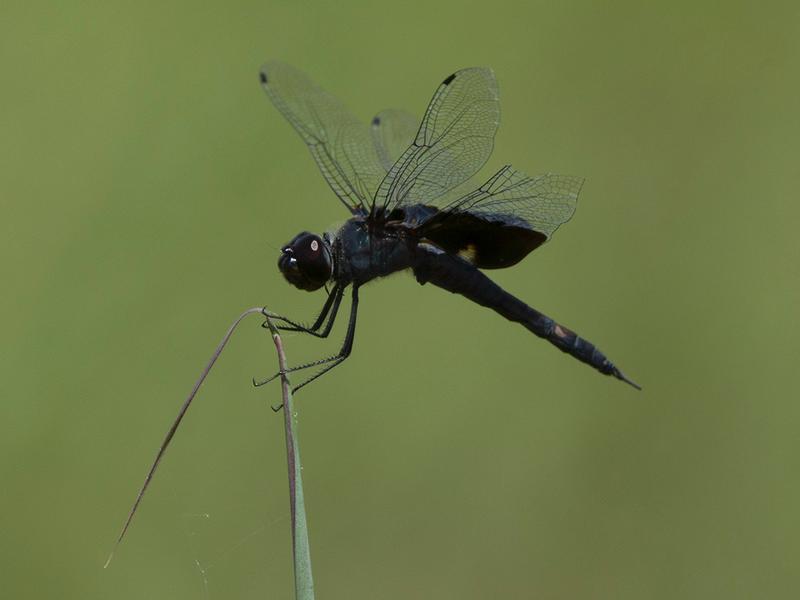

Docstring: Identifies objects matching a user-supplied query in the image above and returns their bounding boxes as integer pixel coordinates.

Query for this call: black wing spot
[371,116,381,126]
[259,71,268,84]
[442,73,456,85]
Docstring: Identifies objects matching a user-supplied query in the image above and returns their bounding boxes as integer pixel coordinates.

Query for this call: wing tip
[258,59,291,86]
[442,73,457,86]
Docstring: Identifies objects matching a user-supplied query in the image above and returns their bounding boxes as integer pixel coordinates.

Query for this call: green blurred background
[3,1,799,598]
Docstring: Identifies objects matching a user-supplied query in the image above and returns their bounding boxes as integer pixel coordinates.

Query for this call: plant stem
[265,319,315,600]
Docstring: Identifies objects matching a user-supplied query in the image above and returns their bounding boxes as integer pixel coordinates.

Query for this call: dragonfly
[106,63,641,565]
[256,61,641,392]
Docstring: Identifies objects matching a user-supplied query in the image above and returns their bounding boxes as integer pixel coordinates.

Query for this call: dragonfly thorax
[278,231,333,291]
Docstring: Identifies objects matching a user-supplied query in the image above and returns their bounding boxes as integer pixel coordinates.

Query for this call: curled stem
[105,306,264,568]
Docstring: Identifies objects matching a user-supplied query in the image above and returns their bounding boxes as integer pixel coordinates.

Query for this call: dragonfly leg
[254,287,359,394]
[262,284,344,338]
[291,286,359,394]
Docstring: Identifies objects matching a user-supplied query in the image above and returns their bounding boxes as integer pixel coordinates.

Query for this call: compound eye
[278,232,331,292]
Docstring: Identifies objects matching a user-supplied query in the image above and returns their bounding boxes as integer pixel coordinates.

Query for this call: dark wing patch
[413,165,583,268]
[421,210,546,269]
[260,61,385,215]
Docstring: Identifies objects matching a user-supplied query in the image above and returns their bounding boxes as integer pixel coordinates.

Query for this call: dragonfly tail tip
[614,368,642,391]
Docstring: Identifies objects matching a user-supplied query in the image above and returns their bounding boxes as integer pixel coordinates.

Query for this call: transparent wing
[370,109,419,171]
[374,68,499,214]
[260,61,385,214]
[442,165,583,239]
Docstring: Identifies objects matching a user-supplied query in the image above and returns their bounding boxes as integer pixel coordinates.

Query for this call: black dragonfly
[256,62,640,392]
[106,63,641,563]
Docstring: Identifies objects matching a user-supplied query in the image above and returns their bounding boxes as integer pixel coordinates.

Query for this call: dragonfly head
[278,232,333,291]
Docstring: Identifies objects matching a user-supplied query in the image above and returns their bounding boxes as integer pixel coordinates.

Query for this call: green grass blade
[266,319,315,600]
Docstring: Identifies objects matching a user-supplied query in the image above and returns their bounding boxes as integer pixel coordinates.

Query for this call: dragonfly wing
[260,61,385,215]
[370,109,419,171]
[419,165,583,268]
[449,165,583,238]
[374,68,499,215]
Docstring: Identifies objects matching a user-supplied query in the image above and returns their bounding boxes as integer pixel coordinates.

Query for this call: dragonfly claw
[253,373,280,387]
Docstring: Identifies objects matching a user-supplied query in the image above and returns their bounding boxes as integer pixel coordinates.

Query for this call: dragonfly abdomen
[531,317,616,374]
[412,245,640,389]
